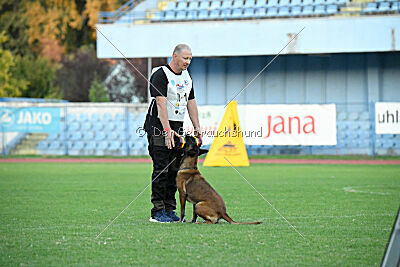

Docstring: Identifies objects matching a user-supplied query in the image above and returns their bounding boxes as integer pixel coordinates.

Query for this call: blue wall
[189,52,400,112]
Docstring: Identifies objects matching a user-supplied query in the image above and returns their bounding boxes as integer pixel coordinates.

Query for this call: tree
[89,77,109,102]
[0,32,28,97]
[56,45,110,102]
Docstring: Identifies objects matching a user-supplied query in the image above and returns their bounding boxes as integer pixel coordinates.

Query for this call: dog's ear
[199,148,208,156]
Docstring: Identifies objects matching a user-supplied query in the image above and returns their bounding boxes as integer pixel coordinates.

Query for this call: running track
[1,158,399,165]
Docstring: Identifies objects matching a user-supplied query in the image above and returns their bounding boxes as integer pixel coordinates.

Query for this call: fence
[1,102,399,156]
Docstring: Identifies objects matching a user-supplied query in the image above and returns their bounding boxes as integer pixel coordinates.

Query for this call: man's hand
[165,129,179,149]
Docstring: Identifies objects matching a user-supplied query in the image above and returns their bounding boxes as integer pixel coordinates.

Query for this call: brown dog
[175,136,261,225]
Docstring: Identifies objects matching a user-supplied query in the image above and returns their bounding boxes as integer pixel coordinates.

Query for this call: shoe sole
[149,217,171,223]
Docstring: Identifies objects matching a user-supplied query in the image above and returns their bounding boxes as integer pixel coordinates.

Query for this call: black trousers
[147,134,182,217]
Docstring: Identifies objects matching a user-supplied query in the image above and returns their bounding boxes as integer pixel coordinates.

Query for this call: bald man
[144,44,202,223]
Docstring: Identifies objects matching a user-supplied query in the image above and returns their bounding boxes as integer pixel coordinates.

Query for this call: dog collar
[179,167,198,171]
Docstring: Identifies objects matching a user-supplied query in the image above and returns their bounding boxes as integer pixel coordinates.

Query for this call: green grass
[0,162,399,265]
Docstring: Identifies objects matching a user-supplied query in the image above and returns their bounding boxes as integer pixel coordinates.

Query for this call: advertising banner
[375,102,400,134]
[0,107,61,133]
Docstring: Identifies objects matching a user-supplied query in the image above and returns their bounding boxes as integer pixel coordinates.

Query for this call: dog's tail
[222,213,262,225]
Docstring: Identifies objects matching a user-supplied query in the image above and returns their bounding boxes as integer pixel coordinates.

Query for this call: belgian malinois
[175,136,261,225]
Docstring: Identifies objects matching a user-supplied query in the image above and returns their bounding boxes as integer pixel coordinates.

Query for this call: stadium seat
[314,5,326,15]
[81,122,92,131]
[359,111,369,121]
[243,7,255,16]
[256,0,267,7]
[278,6,290,16]
[108,131,120,140]
[90,113,100,122]
[114,113,124,121]
[92,122,104,132]
[291,5,301,16]
[68,122,80,132]
[95,131,106,141]
[302,5,313,15]
[221,8,232,18]
[291,0,301,5]
[102,113,113,122]
[199,0,210,9]
[198,9,209,19]
[326,0,337,4]
[73,141,85,150]
[67,113,77,123]
[116,121,126,132]
[104,122,116,132]
[360,122,371,131]
[109,141,122,150]
[391,2,399,11]
[48,133,58,140]
[165,10,176,20]
[233,0,244,7]
[267,6,278,15]
[302,0,313,6]
[98,141,109,150]
[177,1,188,10]
[85,141,97,150]
[280,0,290,6]
[71,132,83,141]
[188,1,199,9]
[337,112,347,121]
[79,113,89,122]
[151,11,163,22]
[378,2,391,12]
[83,131,95,140]
[165,1,177,10]
[208,9,219,18]
[245,0,256,7]
[231,8,243,17]
[314,0,325,4]
[255,6,267,16]
[37,141,49,150]
[176,10,187,20]
[267,0,278,6]
[210,0,221,9]
[348,112,359,121]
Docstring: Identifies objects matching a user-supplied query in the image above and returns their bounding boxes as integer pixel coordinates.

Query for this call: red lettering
[289,116,301,134]
[273,116,285,134]
[303,116,316,134]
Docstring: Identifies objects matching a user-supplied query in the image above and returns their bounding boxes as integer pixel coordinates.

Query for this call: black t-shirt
[144,65,195,135]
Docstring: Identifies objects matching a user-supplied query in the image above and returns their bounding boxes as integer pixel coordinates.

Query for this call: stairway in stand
[10,133,48,155]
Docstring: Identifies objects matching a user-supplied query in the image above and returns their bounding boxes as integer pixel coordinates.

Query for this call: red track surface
[1,158,399,165]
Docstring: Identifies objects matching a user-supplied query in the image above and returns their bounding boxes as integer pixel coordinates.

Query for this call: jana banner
[0,107,61,133]
[184,104,337,146]
[375,102,400,134]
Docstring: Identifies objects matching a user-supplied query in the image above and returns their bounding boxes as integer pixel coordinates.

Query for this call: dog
[175,135,261,225]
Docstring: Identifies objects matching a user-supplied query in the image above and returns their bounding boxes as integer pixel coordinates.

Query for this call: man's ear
[199,148,209,156]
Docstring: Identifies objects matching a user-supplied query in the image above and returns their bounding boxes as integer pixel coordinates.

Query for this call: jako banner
[0,107,61,133]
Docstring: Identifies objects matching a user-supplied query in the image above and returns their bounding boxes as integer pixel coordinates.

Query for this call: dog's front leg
[192,204,198,223]
[178,189,186,222]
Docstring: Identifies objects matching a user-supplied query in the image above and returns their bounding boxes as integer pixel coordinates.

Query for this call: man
[144,44,202,223]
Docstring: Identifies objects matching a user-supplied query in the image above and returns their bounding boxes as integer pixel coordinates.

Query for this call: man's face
[174,49,192,71]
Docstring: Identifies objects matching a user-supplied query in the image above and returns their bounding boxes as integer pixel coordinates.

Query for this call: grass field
[0,162,399,265]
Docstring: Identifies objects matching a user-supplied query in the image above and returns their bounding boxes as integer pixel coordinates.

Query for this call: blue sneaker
[165,211,180,222]
[149,210,172,223]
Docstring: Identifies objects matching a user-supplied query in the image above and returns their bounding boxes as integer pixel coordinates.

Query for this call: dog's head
[175,135,208,157]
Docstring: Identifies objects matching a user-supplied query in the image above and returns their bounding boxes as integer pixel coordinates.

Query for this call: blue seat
[90,113,100,122]
[177,1,188,10]
[209,9,220,18]
[378,2,391,12]
[391,2,399,11]
[231,7,243,17]
[337,112,347,121]
[245,0,256,7]
[255,6,267,16]
[68,122,80,131]
[104,122,116,132]
[326,0,337,3]
[152,11,164,21]
[210,0,221,8]
[71,132,83,141]
[81,122,92,131]
[114,113,124,121]
[278,6,290,16]
[165,10,176,20]
[48,133,58,140]
[108,131,120,140]
[326,4,338,14]
[267,0,278,6]
[302,0,313,5]
[256,0,266,7]
[86,141,97,150]
[98,141,109,150]
[280,0,290,6]
[198,9,209,18]
[92,122,104,131]
[95,131,106,141]
[188,1,199,9]
[199,1,210,9]
[314,4,325,15]
[73,141,85,150]
[83,131,95,140]
[291,0,301,5]
[314,0,325,4]
[302,5,313,15]
[136,113,146,124]
[266,6,278,15]
[79,113,89,122]
[38,141,49,150]
[176,10,187,19]
[291,5,301,15]
[109,141,122,150]
[221,8,232,17]
[243,7,255,16]
[67,113,77,123]
[222,0,233,9]
[233,0,244,7]
[165,1,177,10]
[103,113,112,122]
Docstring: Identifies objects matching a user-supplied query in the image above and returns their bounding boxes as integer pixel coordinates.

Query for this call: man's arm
[156,96,177,149]
[187,99,202,137]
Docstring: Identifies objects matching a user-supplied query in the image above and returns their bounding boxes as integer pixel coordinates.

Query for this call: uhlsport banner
[375,102,400,134]
[0,107,61,133]
[184,104,337,146]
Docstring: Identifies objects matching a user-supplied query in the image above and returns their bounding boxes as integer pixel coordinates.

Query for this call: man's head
[171,44,192,72]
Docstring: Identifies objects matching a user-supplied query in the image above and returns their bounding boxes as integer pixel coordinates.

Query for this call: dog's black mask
[174,135,208,157]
